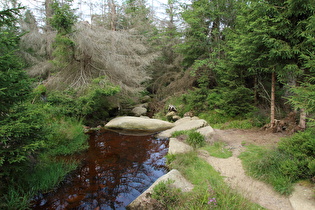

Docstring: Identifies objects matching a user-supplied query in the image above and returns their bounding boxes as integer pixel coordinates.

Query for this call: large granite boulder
[127,169,194,209]
[197,126,215,142]
[157,117,209,139]
[105,116,174,134]
[168,138,193,154]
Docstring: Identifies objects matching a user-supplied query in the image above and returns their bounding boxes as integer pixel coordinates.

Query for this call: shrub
[239,129,315,196]
[278,129,315,180]
[187,130,205,148]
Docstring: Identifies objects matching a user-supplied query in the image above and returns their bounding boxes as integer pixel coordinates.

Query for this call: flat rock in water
[104,116,174,133]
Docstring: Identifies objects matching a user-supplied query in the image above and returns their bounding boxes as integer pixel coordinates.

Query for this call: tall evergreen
[225,0,315,127]
[0,7,31,113]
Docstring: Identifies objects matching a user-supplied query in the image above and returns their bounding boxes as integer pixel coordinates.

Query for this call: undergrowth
[239,128,315,195]
[158,152,264,209]
[0,103,88,209]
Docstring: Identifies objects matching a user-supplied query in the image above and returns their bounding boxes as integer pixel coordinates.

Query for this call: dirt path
[198,128,315,210]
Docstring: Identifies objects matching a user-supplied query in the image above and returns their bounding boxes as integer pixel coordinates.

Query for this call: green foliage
[171,130,205,149]
[278,129,315,179]
[240,130,315,195]
[45,78,120,124]
[2,159,78,209]
[44,117,88,156]
[0,102,88,208]
[51,34,75,67]
[239,145,294,195]
[152,179,182,207]
[217,119,256,130]
[0,7,31,113]
[0,104,48,177]
[50,0,77,34]
[202,142,232,159]
[207,86,254,117]
[186,130,205,149]
[171,130,189,138]
[49,0,77,68]
[24,159,78,193]
[166,152,264,209]
[287,76,315,126]
[2,185,31,210]
[179,86,254,118]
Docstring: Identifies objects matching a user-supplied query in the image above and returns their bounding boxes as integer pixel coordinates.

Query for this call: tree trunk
[45,0,54,32]
[270,71,276,127]
[254,75,258,105]
[299,108,306,130]
[109,0,117,31]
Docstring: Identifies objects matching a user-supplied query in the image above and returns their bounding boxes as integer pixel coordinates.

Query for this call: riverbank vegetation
[154,152,264,209]
[239,128,315,195]
[1,0,315,208]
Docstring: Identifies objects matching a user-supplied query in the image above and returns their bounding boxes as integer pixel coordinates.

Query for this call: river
[32,129,169,209]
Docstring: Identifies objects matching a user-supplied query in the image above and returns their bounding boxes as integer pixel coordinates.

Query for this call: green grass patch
[152,179,182,208]
[2,159,79,209]
[160,152,265,209]
[171,130,205,149]
[239,129,315,195]
[1,115,88,209]
[239,144,294,195]
[202,142,232,158]
[45,117,89,156]
[25,159,78,193]
[199,110,268,129]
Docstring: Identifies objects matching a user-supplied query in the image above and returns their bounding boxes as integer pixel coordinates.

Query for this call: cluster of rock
[131,103,148,117]
[104,115,215,209]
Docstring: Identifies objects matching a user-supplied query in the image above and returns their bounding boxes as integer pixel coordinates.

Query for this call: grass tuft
[202,141,232,158]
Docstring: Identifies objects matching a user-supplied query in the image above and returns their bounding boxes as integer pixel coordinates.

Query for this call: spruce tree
[225,0,315,128]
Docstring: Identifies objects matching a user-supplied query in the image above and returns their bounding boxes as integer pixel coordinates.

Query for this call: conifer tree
[225,0,315,129]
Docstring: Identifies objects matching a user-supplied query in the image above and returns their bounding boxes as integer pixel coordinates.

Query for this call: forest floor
[198,128,315,210]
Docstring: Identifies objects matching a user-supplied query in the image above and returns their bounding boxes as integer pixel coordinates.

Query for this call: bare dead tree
[43,22,158,95]
[19,9,56,78]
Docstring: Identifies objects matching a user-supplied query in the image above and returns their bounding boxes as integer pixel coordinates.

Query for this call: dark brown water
[32,129,169,209]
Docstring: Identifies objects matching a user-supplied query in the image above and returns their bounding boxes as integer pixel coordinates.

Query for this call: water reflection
[32,130,169,209]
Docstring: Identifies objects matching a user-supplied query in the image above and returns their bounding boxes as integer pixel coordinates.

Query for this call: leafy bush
[46,78,120,125]
[206,86,254,117]
[278,129,315,179]
[165,85,254,121]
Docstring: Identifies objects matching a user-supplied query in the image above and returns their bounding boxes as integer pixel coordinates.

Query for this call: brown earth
[198,128,315,210]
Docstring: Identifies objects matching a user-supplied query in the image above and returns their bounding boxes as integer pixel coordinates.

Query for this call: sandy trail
[197,128,314,210]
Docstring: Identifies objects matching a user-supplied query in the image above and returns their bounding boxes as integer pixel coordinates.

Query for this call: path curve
[198,150,293,210]
[198,128,315,210]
